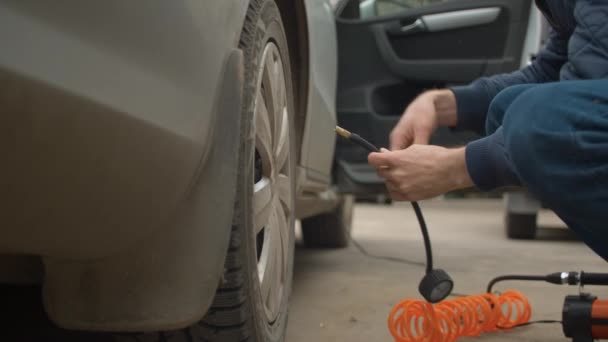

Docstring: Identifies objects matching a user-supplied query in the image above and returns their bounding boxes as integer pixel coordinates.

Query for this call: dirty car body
[0,0,338,335]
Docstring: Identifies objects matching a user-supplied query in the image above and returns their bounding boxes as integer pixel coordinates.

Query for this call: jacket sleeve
[450,28,569,135]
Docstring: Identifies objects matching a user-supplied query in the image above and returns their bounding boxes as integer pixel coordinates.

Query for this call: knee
[502,82,608,229]
[503,82,569,154]
[502,114,538,187]
[501,84,564,192]
[485,84,535,135]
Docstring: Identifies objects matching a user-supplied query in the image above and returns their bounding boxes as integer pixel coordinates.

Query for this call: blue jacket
[451,0,608,190]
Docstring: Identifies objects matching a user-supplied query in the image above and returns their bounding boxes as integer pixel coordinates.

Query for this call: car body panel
[519,1,543,68]
[44,50,244,332]
[299,0,338,191]
[0,0,247,258]
[0,0,342,331]
[0,0,248,330]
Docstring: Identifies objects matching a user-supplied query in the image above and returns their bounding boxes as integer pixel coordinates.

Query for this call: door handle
[387,7,501,37]
[400,18,427,34]
[422,7,501,32]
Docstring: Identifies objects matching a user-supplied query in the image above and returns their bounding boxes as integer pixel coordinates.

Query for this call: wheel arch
[275,0,310,160]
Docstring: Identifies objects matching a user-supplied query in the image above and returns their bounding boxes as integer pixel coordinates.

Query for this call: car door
[333,0,536,196]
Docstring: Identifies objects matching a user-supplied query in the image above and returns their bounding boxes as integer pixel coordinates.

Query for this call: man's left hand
[368,145,474,201]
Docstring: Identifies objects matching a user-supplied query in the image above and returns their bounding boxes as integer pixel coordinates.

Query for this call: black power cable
[411,201,433,274]
[498,320,563,329]
[350,236,425,268]
[487,271,608,293]
[349,236,471,298]
[487,275,548,293]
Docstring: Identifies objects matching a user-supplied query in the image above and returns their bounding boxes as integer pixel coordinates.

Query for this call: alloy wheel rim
[252,42,291,323]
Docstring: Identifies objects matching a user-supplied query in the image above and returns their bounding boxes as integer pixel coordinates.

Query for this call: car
[0,0,551,340]
[0,0,350,340]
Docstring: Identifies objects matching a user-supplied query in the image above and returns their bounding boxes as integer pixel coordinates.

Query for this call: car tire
[200,0,296,340]
[505,212,537,240]
[301,194,354,248]
[13,1,296,341]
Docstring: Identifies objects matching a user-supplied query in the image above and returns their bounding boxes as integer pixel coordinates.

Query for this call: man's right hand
[389,89,458,151]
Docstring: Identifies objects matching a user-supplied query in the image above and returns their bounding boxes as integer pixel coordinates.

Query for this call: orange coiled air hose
[388,290,532,342]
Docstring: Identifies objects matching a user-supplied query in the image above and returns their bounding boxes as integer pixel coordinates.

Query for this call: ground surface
[287,199,608,342]
[1,199,605,341]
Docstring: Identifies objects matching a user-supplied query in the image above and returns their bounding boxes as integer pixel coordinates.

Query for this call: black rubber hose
[411,201,433,274]
[487,275,547,293]
[350,133,380,154]
[342,133,434,274]
[581,272,608,286]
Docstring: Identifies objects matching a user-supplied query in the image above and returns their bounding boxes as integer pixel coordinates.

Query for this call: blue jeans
[486,80,608,260]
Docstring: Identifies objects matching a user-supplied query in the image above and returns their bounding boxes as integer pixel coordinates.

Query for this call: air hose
[388,290,532,342]
[335,126,537,341]
[336,127,608,341]
[335,126,453,303]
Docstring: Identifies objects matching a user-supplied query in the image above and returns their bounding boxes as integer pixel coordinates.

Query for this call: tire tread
[199,0,265,339]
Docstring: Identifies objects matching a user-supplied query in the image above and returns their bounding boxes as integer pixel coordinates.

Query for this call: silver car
[1,0,348,340]
[1,0,544,340]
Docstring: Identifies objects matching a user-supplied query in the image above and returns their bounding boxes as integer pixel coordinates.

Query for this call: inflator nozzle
[419,269,454,303]
[545,272,579,285]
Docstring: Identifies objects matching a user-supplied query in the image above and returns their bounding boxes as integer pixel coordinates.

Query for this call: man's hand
[390,90,458,150]
[368,146,473,201]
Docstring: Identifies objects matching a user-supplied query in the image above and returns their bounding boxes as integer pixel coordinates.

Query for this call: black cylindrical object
[563,295,595,342]
[581,272,608,286]
[418,269,453,303]
[349,133,379,153]
[563,294,608,342]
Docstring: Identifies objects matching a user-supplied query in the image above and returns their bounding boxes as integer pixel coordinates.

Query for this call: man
[368,1,608,260]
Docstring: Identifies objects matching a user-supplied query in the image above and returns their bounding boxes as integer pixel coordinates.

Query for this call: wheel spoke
[262,53,278,123]
[262,50,286,144]
[275,203,290,276]
[259,254,273,307]
[275,108,289,172]
[254,178,272,234]
[259,209,278,306]
[272,63,286,151]
[255,91,274,173]
[267,221,283,315]
[277,174,291,214]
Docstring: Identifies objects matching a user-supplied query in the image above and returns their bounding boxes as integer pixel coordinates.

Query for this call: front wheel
[301,195,354,248]
[505,213,537,240]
